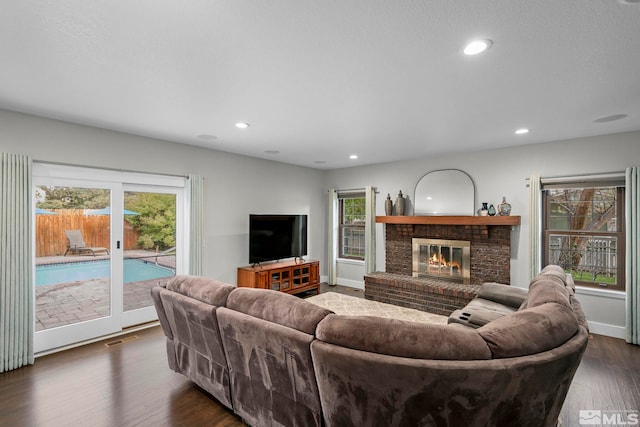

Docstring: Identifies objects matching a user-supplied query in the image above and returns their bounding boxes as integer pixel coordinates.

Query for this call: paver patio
[35,250,176,331]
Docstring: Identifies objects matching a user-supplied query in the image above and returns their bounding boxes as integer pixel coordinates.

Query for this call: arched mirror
[414,169,475,215]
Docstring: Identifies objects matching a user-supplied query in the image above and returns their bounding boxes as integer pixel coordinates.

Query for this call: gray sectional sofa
[151,265,588,427]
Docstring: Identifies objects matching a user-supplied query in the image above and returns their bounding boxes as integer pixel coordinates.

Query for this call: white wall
[0,109,326,284]
[336,259,365,289]
[324,131,640,338]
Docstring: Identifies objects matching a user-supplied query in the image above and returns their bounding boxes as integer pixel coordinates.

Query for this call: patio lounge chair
[64,230,110,256]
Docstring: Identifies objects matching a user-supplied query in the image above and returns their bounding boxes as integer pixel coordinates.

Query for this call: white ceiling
[1,1,639,169]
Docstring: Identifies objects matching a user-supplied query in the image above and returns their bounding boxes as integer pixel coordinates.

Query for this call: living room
[1,1,640,426]
[3,111,638,338]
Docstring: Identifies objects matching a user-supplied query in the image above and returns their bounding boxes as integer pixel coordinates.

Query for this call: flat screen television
[249,214,308,264]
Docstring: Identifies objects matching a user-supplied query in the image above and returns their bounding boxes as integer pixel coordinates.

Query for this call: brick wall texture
[384,223,512,285]
[363,223,512,315]
[364,272,480,316]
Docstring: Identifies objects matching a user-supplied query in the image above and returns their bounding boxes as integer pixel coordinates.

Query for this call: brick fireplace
[365,216,520,316]
[387,223,512,285]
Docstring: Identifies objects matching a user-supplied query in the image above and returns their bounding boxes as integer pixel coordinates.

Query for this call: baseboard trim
[587,321,626,339]
[336,278,364,290]
[35,321,160,358]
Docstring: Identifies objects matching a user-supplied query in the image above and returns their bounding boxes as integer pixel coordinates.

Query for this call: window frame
[542,182,625,291]
[338,193,366,261]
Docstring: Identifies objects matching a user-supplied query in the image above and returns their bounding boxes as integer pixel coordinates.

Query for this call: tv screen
[249,214,308,264]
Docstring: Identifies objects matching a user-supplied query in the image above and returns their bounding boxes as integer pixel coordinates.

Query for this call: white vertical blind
[364,186,376,275]
[188,174,204,276]
[0,152,34,372]
[528,173,541,280]
[327,189,338,285]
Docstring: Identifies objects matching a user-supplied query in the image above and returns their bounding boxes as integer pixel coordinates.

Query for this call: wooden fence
[35,209,140,257]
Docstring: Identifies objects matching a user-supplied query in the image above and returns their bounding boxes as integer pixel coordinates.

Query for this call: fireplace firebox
[412,238,471,284]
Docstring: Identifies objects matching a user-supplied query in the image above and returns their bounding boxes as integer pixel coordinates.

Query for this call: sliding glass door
[122,185,182,327]
[33,178,122,353]
[33,164,185,353]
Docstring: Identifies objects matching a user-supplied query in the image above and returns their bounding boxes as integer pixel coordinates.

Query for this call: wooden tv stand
[237,259,320,296]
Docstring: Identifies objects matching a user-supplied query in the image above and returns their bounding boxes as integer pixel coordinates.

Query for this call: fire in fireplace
[412,238,471,284]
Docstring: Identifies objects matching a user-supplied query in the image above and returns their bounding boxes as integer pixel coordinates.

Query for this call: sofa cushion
[465,298,519,315]
[166,275,234,306]
[477,302,579,358]
[217,307,323,426]
[156,284,233,408]
[476,282,528,308]
[522,274,571,309]
[539,264,568,284]
[226,288,332,335]
[316,314,491,360]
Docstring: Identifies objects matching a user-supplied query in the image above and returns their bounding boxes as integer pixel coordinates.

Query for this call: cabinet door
[257,272,270,289]
[270,271,281,291]
[310,262,319,284]
[269,268,291,291]
[280,269,290,291]
[292,266,311,288]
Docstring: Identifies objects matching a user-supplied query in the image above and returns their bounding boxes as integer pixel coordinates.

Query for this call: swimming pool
[35,259,175,287]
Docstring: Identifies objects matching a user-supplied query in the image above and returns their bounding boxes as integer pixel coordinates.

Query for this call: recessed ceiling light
[197,134,218,141]
[349,154,358,160]
[235,122,250,129]
[515,128,529,135]
[593,114,628,123]
[463,39,493,55]
[264,150,280,155]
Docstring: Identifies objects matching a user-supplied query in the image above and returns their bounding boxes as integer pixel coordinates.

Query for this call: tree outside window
[543,183,625,290]
[339,194,366,260]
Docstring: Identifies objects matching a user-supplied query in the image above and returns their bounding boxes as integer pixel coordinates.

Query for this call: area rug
[306,292,447,325]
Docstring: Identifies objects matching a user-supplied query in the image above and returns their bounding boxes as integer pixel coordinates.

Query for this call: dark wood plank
[560,334,640,426]
[0,327,246,427]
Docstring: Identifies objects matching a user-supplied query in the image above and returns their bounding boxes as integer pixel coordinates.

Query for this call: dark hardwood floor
[1,284,638,427]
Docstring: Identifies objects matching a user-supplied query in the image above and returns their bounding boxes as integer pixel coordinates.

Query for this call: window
[339,193,366,260]
[542,181,625,290]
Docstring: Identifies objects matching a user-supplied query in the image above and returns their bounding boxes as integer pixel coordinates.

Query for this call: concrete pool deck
[35,250,176,331]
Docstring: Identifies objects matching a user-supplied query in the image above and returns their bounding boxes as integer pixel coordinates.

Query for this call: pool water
[36,259,174,287]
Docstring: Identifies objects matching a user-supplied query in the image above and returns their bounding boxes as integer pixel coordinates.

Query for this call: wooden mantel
[376,215,521,226]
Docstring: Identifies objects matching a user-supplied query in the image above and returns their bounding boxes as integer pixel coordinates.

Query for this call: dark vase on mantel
[395,191,405,216]
[488,204,497,216]
[385,193,393,216]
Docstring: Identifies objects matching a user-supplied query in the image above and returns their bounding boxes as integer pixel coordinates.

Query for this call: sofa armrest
[477,282,528,308]
[448,308,508,328]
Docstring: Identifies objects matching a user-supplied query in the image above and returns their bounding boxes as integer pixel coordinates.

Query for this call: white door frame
[33,163,187,353]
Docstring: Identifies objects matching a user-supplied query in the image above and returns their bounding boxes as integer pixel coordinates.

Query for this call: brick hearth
[364,272,479,316]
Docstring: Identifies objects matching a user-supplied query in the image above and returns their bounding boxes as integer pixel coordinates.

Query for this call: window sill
[575,286,625,300]
[337,258,365,265]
